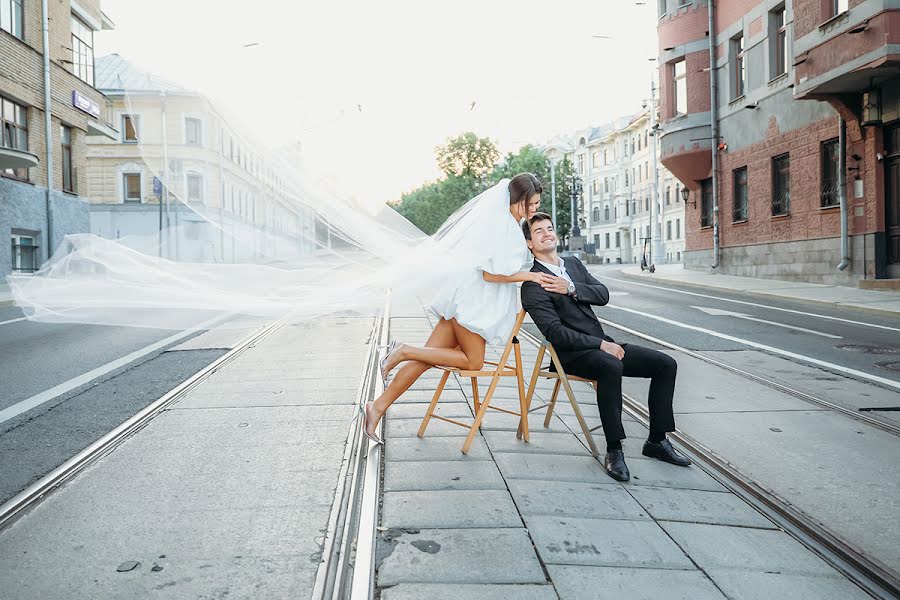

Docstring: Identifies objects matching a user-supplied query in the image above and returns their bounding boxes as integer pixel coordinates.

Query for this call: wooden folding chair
[520,338,600,457]
[417,310,530,454]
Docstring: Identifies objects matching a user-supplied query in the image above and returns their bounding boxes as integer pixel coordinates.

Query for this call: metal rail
[0,317,287,532]
[516,327,900,600]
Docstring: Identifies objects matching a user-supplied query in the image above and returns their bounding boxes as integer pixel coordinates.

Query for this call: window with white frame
[673,59,687,116]
[592,151,599,168]
[1,0,23,39]
[770,6,788,79]
[593,179,600,195]
[123,172,142,203]
[122,115,139,143]
[731,32,746,100]
[11,233,38,273]
[185,117,202,146]
[831,0,848,17]
[1,96,28,180]
[71,15,95,86]
[187,173,203,203]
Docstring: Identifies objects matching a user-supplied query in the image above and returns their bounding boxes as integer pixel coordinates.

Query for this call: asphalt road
[0,305,229,505]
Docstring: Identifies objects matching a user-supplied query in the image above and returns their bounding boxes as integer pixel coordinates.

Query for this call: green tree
[552,156,576,242]
[394,174,480,235]
[436,132,499,180]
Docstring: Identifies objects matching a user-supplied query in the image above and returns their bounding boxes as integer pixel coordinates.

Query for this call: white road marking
[692,305,842,339]
[609,291,630,296]
[606,304,900,391]
[0,315,226,425]
[602,275,900,333]
[0,316,26,327]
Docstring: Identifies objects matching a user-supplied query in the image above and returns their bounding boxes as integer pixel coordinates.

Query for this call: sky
[95,0,658,206]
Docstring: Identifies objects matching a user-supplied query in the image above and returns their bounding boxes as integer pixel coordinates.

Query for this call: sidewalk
[0,282,12,308]
[375,309,870,599]
[618,264,900,317]
[0,315,372,599]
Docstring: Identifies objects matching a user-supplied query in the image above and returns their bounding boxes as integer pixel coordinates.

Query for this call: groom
[520,212,691,482]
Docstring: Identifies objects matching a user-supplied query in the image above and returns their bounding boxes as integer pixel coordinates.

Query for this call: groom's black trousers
[561,343,677,442]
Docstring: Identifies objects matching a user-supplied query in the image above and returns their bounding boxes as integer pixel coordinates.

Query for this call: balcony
[616,213,632,229]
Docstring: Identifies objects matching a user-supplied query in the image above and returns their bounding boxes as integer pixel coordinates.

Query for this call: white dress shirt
[535,257,574,286]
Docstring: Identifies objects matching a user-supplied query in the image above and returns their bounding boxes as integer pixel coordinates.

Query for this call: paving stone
[548,565,727,600]
[385,402,472,420]
[388,389,466,403]
[385,436,491,462]
[483,430,592,456]
[382,490,521,528]
[627,457,727,492]
[629,486,776,529]
[494,453,611,483]
[704,570,873,600]
[383,460,506,492]
[387,417,468,437]
[507,479,648,520]
[660,522,838,576]
[380,583,557,600]
[376,528,546,586]
[525,515,693,569]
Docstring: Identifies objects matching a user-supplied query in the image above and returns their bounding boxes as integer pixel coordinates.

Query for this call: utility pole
[649,79,664,266]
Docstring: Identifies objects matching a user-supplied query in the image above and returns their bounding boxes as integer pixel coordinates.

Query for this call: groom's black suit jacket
[520,256,613,365]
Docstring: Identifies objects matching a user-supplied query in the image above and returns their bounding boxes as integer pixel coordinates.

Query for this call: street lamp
[681,185,694,207]
[567,173,583,243]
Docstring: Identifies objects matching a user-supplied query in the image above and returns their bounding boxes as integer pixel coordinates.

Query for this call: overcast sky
[95,0,658,206]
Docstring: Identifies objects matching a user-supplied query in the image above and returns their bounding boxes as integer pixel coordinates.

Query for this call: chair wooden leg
[543,379,561,428]
[559,373,600,458]
[417,370,450,438]
[471,377,480,414]
[462,372,502,454]
[518,344,546,439]
[513,342,529,443]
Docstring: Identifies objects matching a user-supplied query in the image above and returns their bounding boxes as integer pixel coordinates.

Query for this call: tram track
[517,326,900,599]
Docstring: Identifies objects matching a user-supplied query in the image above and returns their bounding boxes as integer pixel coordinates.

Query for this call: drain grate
[875,360,900,372]
[835,344,900,355]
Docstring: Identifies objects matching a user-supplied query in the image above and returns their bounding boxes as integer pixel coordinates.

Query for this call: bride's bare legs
[367,318,485,438]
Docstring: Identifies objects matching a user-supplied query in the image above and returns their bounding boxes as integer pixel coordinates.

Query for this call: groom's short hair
[522,212,553,241]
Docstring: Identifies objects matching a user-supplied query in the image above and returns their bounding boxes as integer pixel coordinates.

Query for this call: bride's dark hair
[508,173,542,206]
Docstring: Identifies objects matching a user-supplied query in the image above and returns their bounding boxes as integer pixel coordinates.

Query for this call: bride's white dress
[430,179,531,346]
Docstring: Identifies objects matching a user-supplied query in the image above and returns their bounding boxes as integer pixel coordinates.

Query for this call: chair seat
[538,370,595,385]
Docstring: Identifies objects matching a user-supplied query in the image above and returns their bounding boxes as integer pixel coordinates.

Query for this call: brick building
[657,0,899,285]
[0,0,116,278]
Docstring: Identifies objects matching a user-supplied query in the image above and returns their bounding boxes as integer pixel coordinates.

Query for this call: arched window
[592,207,600,222]
[604,206,610,220]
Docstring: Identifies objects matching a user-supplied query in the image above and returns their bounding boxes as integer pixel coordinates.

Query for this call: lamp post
[567,173,583,248]
[544,147,559,231]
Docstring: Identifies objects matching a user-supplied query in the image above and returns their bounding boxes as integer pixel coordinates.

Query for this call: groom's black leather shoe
[604,449,630,482]
[642,438,692,466]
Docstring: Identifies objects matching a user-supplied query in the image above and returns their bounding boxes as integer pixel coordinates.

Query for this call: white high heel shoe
[351,402,384,445]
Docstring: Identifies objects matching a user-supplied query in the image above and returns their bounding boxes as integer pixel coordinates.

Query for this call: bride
[361,173,555,443]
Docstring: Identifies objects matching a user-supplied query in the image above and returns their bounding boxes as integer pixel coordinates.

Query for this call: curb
[617,270,900,319]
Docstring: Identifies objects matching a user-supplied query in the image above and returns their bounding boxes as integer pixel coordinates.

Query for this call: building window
[123,173,141,203]
[593,179,600,195]
[122,115,139,143]
[578,154,585,174]
[71,15,95,86]
[675,183,681,202]
[644,131,649,147]
[61,125,74,193]
[637,135,642,152]
[731,33,745,100]
[187,174,203,203]
[733,166,748,222]
[771,6,788,79]
[604,206,610,220]
[1,0,23,38]
[821,138,840,208]
[593,234,600,251]
[673,59,687,116]
[1,97,28,180]
[592,152,599,168]
[11,234,37,273]
[831,0,848,17]
[625,172,629,186]
[185,118,202,146]
[603,149,608,164]
[772,153,791,215]
[658,0,666,18]
[615,231,621,248]
[667,220,672,240]
[676,218,681,239]
[700,178,713,227]
[645,195,650,212]
[665,187,671,205]
[592,206,600,222]
[605,232,611,249]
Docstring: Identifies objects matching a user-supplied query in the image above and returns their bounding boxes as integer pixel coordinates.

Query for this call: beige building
[87,54,316,263]
[0,0,116,277]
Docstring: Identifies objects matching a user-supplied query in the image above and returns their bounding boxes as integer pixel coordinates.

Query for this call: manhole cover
[835,344,900,355]
[876,361,900,372]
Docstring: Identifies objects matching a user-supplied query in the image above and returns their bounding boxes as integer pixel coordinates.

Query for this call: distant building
[0,0,116,278]
[657,0,899,285]
[547,111,685,266]
[87,54,316,263]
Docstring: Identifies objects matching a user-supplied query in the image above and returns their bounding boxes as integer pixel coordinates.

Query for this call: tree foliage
[436,132,500,180]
